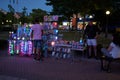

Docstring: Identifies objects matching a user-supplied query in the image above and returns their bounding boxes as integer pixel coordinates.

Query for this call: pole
[105,11,110,37]
[105,15,108,37]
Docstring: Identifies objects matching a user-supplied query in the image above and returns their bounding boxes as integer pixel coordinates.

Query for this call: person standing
[85,21,100,59]
[31,18,43,61]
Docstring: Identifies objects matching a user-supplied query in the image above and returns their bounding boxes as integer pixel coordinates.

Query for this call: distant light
[19,22,22,24]
[2,22,4,24]
[93,22,96,25]
[52,22,58,28]
[9,20,12,23]
[89,15,93,19]
[22,37,25,40]
[9,31,11,34]
[51,41,55,46]
[63,22,68,26]
[17,37,20,40]
[106,11,110,15]
[14,36,17,39]
[79,18,82,20]
[55,36,58,40]
[13,40,16,43]
[29,24,33,27]
[55,30,58,33]
[6,20,8,22]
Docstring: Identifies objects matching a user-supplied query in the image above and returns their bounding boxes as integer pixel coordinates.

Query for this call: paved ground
[0,32,120,80]
[0,40,120,80]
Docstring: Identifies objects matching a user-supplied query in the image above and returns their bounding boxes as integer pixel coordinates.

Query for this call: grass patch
[59,30,111,47]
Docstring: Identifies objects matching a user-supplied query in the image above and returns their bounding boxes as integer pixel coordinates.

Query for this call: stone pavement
[0,75,27,80]
[0,38,120,80]
[0,48,120,80]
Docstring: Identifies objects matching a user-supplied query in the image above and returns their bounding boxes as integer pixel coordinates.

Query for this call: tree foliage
[46,0,118,27]
[8,4,15,13]
[29,8,48,22]
[0,12,5,25]
[46,0,113,17]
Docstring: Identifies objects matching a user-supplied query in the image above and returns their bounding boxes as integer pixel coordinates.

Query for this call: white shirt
[109,42,120,58]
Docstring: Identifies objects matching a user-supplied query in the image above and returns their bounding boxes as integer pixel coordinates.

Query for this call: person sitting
[100,32,120,72]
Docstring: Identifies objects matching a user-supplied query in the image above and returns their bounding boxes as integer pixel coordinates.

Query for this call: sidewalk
[0,35,120,80]
[0,75,27,80]
[0,48,120,80]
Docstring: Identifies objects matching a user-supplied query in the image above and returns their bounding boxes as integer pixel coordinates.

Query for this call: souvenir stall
[51,40,72,59]
[8,24,33,56]
[43,15,59,57]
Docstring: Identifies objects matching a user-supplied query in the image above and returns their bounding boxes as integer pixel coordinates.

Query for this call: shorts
[87,39,97,46]
[101,48,112,58]
[33,40,42,49]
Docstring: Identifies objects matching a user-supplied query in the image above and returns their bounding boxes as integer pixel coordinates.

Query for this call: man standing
[85,21,100,59]
[31,18,43,61]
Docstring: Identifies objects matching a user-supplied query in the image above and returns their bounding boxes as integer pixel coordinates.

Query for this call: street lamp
[105,10,110,37]
[106,11,110,15]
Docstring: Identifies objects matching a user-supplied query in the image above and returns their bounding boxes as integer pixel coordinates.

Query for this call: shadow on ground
[0,40,8,50]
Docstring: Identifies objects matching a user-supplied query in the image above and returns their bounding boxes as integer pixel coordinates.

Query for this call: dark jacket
[85,24,100,39]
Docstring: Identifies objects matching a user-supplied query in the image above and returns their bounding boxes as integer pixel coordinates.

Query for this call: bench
[100,55,120,73]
